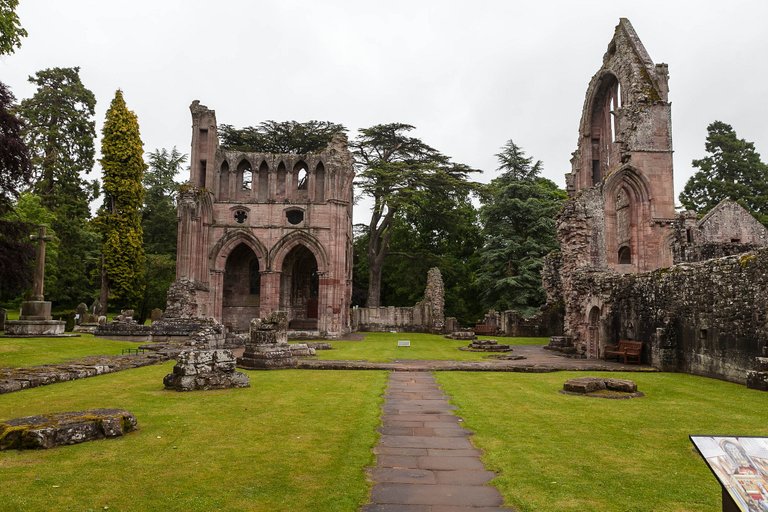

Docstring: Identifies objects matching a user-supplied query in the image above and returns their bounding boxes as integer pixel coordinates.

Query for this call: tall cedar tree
[0,0,27,55]
[680,121,768,226]
[351,123,478,307]
[218,121,346,153]
[0,81,34,300]
[17,67,98,306]
[96,90,147,310]
[477,140,566,314]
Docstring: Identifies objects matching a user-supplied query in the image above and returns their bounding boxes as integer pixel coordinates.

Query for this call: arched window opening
[618,246,632,264]
[219,161,230,200]
[590,73,620,185]
[294,161,309,191]
[237,159,252,193]
[258,161,269,202]
[314,162,325,202]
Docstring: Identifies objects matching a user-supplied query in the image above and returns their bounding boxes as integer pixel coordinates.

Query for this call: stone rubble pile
[238,312,297,369]
[163,349,249,391]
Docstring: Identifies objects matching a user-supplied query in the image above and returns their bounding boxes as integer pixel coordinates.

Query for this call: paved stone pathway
[363,371,514,511]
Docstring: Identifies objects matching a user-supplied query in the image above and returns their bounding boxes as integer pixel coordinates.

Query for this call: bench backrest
[618,340,643,354]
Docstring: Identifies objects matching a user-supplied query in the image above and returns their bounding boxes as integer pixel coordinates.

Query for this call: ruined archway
[280,245,319,329]
[223,243,261,332]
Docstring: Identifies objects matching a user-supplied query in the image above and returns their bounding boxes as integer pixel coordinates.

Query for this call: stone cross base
[5,319,65,336]
[19,300,53,321]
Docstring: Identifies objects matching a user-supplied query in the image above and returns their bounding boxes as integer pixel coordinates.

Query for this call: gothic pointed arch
[270,231,328,272]
[210,229,268,272]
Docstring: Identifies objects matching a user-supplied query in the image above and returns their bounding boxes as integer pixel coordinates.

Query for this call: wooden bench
[474,324,497,335]
[603,340,642,364]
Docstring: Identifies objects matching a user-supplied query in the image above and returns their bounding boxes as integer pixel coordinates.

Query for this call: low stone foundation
[0,408,137,450]
[459,339,513,352]
[561,377,643,398]
[163,350,249,391]
[0,352,169,394]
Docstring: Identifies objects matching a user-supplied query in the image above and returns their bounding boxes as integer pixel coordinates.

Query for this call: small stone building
[172,101,354,336]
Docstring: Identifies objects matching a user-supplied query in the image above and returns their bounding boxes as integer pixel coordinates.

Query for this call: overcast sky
[3,1,767,224]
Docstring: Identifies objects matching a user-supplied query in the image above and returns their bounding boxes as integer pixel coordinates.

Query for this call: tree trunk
[366,260,383,307]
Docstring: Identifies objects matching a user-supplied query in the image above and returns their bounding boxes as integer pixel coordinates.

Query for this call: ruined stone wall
[351,268,445,333]
[564,249,768,384]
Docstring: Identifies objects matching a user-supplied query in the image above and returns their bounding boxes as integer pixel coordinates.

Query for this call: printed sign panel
[690,436,768,512]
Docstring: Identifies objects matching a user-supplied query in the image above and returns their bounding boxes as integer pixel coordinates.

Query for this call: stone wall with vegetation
[567,248,768,383]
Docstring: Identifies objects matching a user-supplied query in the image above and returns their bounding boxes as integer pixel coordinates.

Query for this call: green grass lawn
[312,332,547,362]
[436,371,768,512]
[0,364,387,512]
[0,334,141,368]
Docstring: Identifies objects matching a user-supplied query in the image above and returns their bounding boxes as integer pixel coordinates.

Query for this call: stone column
[30,226,51,301]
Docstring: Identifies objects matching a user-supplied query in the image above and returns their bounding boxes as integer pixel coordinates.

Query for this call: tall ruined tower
[563,18,676,273]
[175,101,354,336]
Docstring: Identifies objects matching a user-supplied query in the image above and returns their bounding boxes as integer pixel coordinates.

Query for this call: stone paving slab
[363,371,514,511]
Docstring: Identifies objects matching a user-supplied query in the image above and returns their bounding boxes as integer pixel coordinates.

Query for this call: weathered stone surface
[0,409,137,450]
[747,371,768,391]
[238,311,297,369]
[563,377,606,394]
[446,331,476,341]
[460,340,512,352]
[563,377,640,397]
[0,353,169,395]
[164,349,249,391]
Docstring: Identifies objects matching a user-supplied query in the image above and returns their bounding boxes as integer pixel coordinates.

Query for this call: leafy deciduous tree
[95,90,147,311]
[0,0,27,56]
[476,140,566,314]
[352,123,478,307]
[680,121,768,226]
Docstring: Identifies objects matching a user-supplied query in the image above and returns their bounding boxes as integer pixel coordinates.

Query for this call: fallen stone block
[0,409,137,450]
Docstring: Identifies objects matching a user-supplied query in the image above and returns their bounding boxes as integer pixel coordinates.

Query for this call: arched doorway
[223,244,260,332]
[587,306,601,358]
[280,245,319,330]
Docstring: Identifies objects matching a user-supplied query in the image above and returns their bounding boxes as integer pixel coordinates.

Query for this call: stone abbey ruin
[174,101,354,337]
[543,19,768,386]
[162,18,768,387]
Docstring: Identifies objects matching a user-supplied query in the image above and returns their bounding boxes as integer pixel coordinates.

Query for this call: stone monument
[5,226,66,336]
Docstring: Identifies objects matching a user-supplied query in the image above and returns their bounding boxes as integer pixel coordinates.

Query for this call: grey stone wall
[566,248,768,383]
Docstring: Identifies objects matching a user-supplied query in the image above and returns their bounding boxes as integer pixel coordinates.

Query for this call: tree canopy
[351,123,479,307]
[476,140,566,314]
[95,90,147,310]
[680,121,768,226]
[0,0,27,55]
[142,147,186,255]
[0,81,31,216]
[16,67,98,306]
[219,121,346,153]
